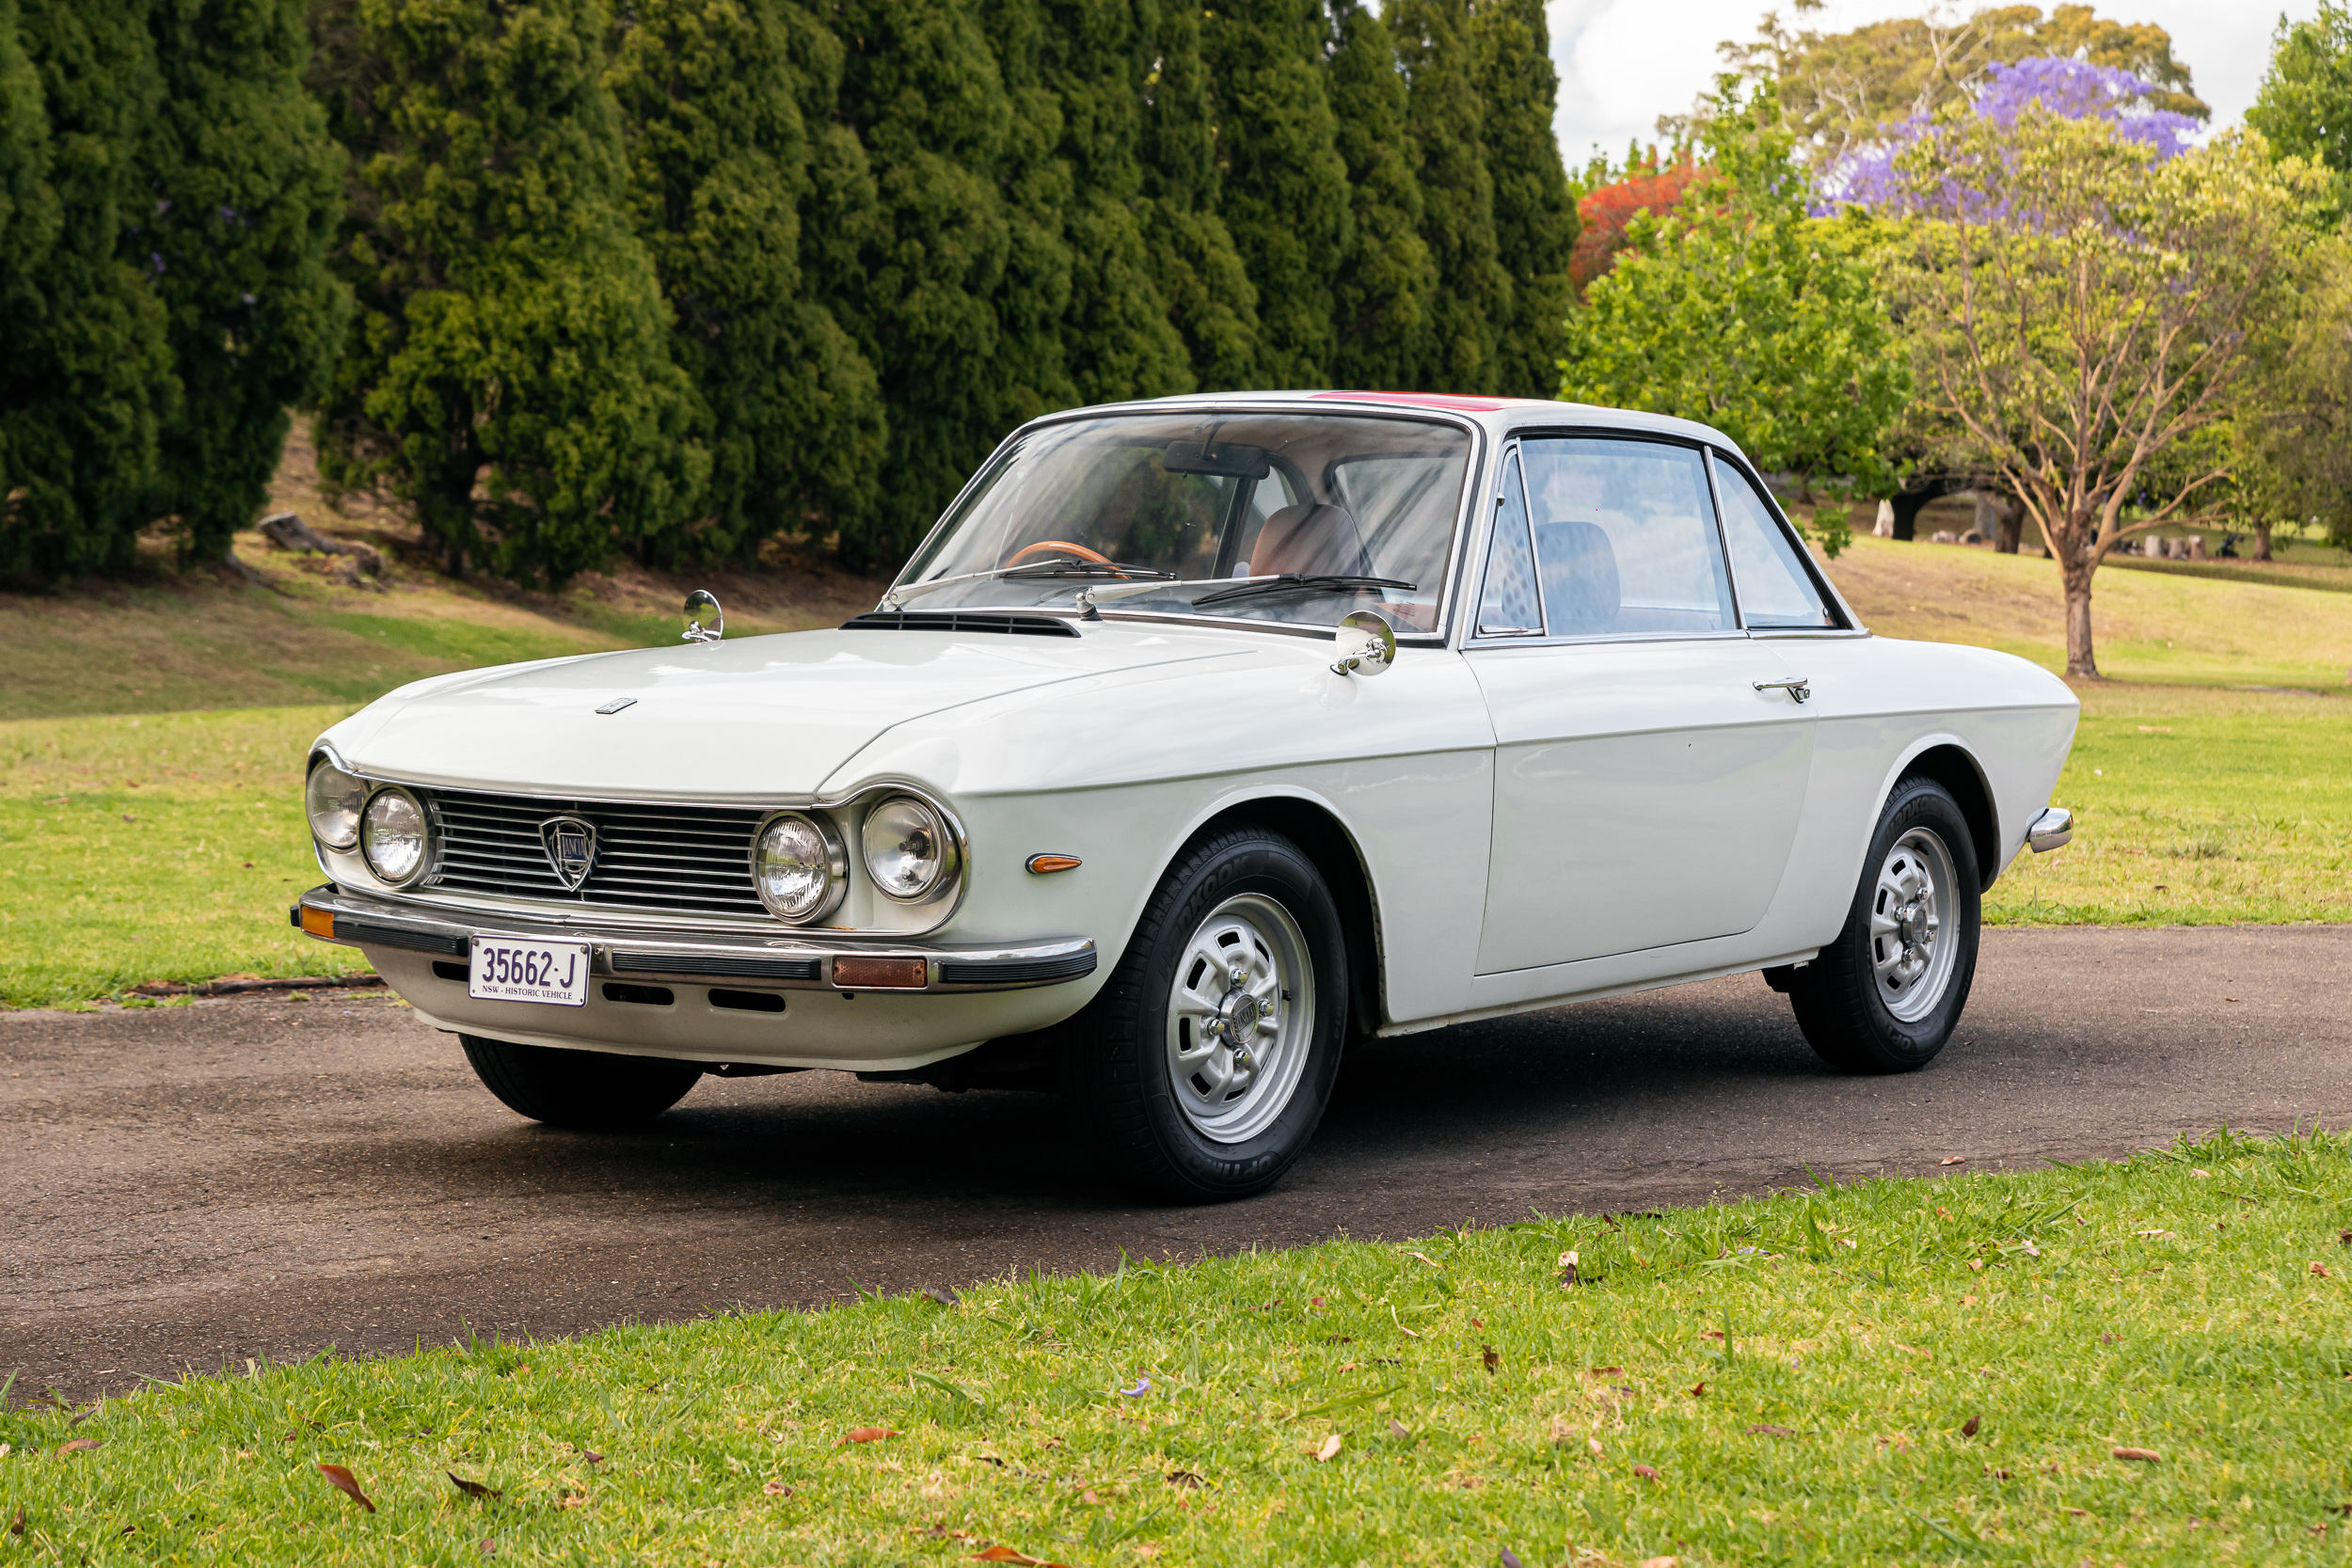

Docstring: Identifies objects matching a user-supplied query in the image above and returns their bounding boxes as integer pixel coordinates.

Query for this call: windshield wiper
[882,558,1172,609]
[1190,574,1415,609]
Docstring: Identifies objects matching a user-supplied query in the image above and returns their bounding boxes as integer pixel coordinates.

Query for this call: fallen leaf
[973,1546,1070,1567]
[1961,1295,1979,1307]
[2339,1228,2351,1246]
[2312,1262,2331,1278]
[446,1471,501,1499]
[839,1427,901,1445]
[2135,1229,2175,1238]
[1632,1463,1659,1481]
[1892,1344,1929,1358]
[1962,1415,1980,1437]
[1701,1329,1724,1340]
[1164,1469,1203,1489]
[1587,1365,1625,1376]
[8,1506,22,1536]
[1314,1433,1343,1463]
[2312,1523,2330,1536]
[1688,1382,1706,1397]
[1558,1249,1580,1286]
[1481,1345,1500,1375]
[318,1463,375,1513]
[581,1450,603,1465]
[919,1285,959,1307]
[2113,1447,2162,1463]
[1587,1436,1604,1457]
[1408,1251,1442,1269]
[1939,1156,1966,1166]
[55,1438,102,1456]
[1390,1418,1411,1440]
[2190,1167,2211,1179]
[2064,1506,2090,1517]
[1311,1296,1327,1308]
[1639,1559,1678,1568]
[1985,1466,2012,1480]
[762,1481,792,1497]
[1747,1424,1795,1437]
[1501,1549,1526,1568]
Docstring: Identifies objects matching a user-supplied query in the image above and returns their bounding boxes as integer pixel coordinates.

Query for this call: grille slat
[423,788,770,917]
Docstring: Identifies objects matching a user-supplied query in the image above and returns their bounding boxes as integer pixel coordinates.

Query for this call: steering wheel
[1007,540,1118,570]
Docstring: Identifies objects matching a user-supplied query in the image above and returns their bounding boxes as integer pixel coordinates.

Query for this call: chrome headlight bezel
[752,809,850,925]
[860,793,962,904]
[360,785,432,886]
[305,756,365,850]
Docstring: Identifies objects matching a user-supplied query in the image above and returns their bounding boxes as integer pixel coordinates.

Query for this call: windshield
[894,411,1473,632]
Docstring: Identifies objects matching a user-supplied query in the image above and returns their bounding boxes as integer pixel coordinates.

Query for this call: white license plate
[468,938,592,1006]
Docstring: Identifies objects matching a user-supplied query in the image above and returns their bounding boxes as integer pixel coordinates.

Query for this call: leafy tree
[2248,1,2352,225]
[1135,0,1260,389]
[1392,0,1507,390]
[2227,232,2352,557]
[1201,0,1348,385]
[606,0,882,566]
[1032,0,1192,405]
[1473,0,1575,400]
[0,0,174,582]
[1567,150,1697,294]
[973,0,1079,429]
[140,0,349,565]
[311,0,699,586]
[1878,112,2310,678]
[1558,81,1905,547]
[1714,1,2206,176]
[1325,0,1435,390]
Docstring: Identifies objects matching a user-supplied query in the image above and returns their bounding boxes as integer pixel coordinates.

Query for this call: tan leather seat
[1249,503,1371,578]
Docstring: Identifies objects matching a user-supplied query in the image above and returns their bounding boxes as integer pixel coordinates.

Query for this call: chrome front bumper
[293,884,1097,993]
[2026,805,2074,853]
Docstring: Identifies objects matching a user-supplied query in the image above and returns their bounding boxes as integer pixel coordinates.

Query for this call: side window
[1475,448,1542,635]
[1711,453,1839,629]
[1520,437,1734,637]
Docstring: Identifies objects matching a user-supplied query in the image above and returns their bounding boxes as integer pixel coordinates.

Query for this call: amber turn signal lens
[832,955,928,990]
[299,905,337,939]
[1025,853,1082,875]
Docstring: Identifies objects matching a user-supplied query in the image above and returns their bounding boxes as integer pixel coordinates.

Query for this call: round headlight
[754,812,846,923]
[305,760,365,849]
[861,795,958,902]
[361,787,430,884]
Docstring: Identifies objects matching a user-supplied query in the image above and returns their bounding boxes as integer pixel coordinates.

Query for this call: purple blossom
[1818,57,2199,214]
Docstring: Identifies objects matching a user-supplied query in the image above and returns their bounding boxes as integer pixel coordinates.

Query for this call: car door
[1464,435,1819,975]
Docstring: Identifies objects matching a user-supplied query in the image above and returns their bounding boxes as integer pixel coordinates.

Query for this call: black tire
[1787,776,1981,1074]
[458,1034,702,1129]
[1058,826,1349,1203]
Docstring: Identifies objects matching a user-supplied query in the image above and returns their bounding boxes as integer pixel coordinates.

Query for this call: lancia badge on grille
[539,816,598,890]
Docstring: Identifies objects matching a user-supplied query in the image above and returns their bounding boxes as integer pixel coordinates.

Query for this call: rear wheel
[1787,777,1980,1073]
[1059,826,1347,1202]
[459,1035,702,1129]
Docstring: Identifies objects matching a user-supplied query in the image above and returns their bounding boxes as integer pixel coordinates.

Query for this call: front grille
[423,788,769,918]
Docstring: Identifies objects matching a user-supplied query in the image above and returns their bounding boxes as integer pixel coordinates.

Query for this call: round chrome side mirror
[1329,610,1395,677]
[682,589,723,643]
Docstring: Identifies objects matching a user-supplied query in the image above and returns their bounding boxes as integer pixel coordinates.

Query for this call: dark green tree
[1033,0,1192,404]
[1392,0,1510,391]
[140,0,349,565]
[606,0,882,566]
[1136,0,1260,389]
[1326,0,1436,389]
[975,0,1079,427]
[0,0,174,582]
[1474,0,1575,399]
[310,0,698,585]
[2249,0,2352,224]
[1201,0,1348,385]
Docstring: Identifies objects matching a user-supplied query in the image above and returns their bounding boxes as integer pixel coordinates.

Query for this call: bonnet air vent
[840,610,1082,638]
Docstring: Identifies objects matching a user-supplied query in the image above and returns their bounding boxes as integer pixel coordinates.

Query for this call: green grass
[0,706,368,1008]
[4,1129,2348,1564]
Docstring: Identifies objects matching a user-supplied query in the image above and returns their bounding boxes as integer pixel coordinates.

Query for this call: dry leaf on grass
[1939,1156,1966,1166]
[839,1427,901,1445]
[762,1481,793,1497]
[1481,1345,1500,1375]
[1164,1469,1203,1490]
[1632,1463,1660,1481]
[54,1439,101,1456]
[1313,1433,1343,1463]
[1390,1418,1411,1440]
[317,1463,374,1513]
[1962,1416,1981,1438]
[445,1472,501,1500]
[1688,1381,1707,1396]
[8,1505,24,1536]
[2113,1447,2162,1463]
[1745,1424,1795,1438]
[2312,1262,2331,1277]
[972,1546,1071,1567]
[1641,1559,1678,1568]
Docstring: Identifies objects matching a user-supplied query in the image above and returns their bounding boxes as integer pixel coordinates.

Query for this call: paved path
[5,926,2345,1402]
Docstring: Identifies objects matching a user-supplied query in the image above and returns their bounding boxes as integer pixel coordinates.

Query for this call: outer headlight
[754,811,847,923]
[361,786,430,885]
[305,759,365,849]
[861,795,959,903]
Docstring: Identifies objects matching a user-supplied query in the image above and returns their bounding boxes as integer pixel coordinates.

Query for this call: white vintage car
[296,391,2078,1200]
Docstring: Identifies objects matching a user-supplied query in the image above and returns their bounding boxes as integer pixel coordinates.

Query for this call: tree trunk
[2251,522,2274,562]
[1994,499,2023,554]
[2059,548,2099,679]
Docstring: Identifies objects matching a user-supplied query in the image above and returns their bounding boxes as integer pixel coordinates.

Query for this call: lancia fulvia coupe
[295,391,2077,1201]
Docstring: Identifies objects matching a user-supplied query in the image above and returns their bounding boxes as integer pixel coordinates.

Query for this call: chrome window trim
[882,400,1487,645]
[305,748,972,936]
[1704,446,1865,634]
[1466,438,1545,639]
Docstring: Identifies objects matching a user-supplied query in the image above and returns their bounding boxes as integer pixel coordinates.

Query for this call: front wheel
[1787,777,1981,1073]
[1059,827,1348,1202]
[459,1035,703,1129]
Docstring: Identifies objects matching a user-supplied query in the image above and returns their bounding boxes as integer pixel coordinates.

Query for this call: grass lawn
[3,1129,2347,1565]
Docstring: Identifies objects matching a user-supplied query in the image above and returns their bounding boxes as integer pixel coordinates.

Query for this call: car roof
[1039,389,1747,462]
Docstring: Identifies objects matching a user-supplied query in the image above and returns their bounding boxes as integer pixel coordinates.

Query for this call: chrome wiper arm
[1190,574,1416,609]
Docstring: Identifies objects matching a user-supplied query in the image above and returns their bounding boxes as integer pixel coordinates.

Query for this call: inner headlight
[361,787,430,884]
[755,812,846,923]
[861,795,959,902]
[305,759,365,849]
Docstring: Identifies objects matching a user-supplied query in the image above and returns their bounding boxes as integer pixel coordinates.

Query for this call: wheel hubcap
[1869,827,1962,1023]
[1165,893,1315,1144]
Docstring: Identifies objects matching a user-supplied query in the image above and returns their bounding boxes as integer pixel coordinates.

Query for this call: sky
[1546,0,2321,168]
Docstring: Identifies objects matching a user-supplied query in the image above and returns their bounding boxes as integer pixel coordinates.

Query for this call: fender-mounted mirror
[682,589,723,643]
[1329,610,1395,677]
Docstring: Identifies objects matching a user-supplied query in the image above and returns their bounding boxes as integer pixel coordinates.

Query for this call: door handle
[1754,677,1811,704]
